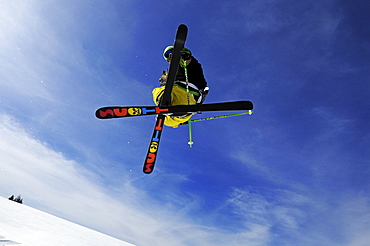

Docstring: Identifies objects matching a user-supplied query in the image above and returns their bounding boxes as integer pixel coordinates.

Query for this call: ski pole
[182,60,194,147]
[180,111,254,125]
[187,116,194,147]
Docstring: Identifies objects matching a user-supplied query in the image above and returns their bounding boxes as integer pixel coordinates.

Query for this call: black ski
[143,24,188,174]
[95,101,253,119]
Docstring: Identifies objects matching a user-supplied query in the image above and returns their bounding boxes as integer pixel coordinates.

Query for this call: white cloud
[7,108,367,245]
[0,114,284,246]
[0,114,145,243]
[217,180,370,246]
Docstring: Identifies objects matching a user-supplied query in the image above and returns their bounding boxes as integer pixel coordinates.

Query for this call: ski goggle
[164,48,174,59]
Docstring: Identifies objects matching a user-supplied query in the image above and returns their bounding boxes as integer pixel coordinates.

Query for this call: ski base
[143,24,188,174]
[95,101,253,119]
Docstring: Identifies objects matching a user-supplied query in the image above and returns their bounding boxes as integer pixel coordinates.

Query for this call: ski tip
[241,101,254,110]
[143,164,154,174]
[95,108,108,119]
[176,24,188,39]
[95,107,116,119]
[178,24,188,29]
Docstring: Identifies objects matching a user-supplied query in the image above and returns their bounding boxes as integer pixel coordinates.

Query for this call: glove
[159,70,168,86]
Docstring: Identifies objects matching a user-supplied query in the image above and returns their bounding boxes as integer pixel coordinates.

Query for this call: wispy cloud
[0,114,195,245]
[0,114,288,246]
[5,108,368,245]
[217,185,370,246]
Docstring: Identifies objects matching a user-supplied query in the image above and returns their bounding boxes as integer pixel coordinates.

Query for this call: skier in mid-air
[152,46,209,128]
[95,24,253,174]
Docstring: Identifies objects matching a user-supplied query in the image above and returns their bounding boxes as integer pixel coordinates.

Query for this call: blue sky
[0,1,369,245]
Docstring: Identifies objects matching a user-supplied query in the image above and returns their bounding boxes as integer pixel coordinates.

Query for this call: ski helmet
[181,47,192,55]
[163,46,174,60]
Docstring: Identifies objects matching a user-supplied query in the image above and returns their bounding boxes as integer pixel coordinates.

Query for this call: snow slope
[0,197,135,246]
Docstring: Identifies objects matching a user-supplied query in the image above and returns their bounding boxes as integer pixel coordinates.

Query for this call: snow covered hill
[0,197,135,246]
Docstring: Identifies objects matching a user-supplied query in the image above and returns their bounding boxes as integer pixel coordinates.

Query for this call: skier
[152,46,209,128]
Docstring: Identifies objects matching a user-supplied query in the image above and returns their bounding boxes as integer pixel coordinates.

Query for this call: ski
[143,24,188,174]
[95,101,254,119]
